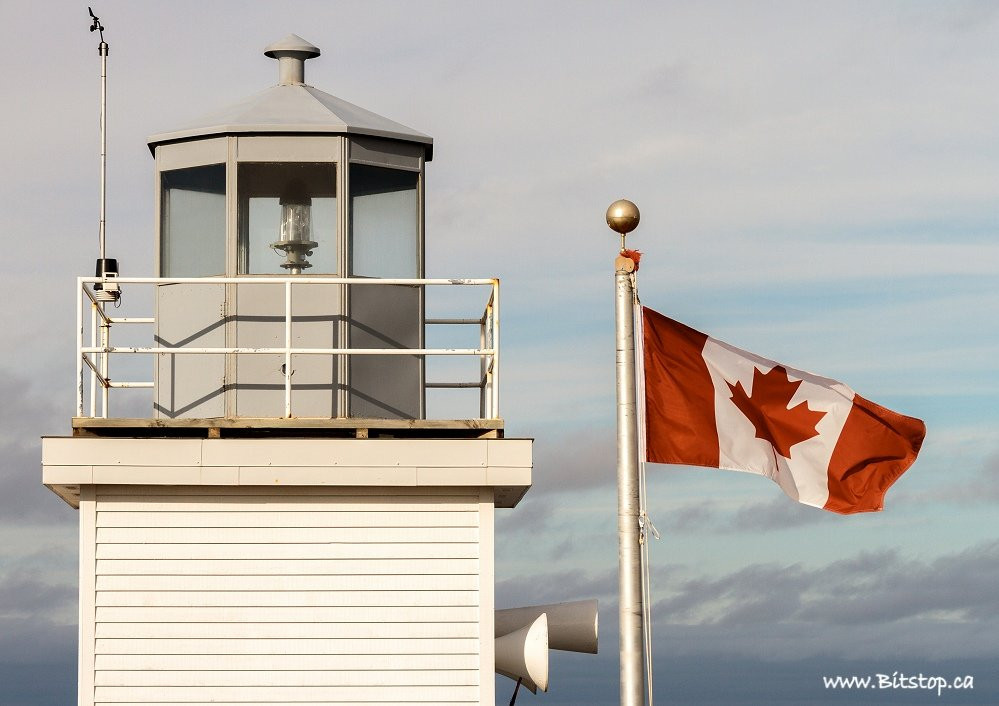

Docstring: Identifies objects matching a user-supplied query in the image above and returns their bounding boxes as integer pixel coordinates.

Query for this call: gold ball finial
[606,199,640,235]
[606,199,640,254]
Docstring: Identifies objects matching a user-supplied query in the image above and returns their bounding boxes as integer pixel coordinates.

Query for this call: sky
[2,1,999,704]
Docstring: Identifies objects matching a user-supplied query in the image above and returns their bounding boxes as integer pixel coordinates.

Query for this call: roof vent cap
[264,34,321,86]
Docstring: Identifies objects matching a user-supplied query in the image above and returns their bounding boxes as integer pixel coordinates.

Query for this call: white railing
[77,276,499,420]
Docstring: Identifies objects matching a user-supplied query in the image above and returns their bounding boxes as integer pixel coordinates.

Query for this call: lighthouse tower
[43,36,535,705]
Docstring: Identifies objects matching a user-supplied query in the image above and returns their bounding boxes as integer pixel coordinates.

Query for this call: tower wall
[44,436,529,706]
[83,485,492,705]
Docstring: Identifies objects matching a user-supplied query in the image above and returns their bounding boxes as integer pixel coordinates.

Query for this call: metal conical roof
[147,36,432,159]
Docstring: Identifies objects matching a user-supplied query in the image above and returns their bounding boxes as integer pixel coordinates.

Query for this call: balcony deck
[72,416,504,439]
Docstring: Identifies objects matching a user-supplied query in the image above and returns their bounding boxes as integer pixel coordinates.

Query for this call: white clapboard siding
[96,557,480,575]
[95,669,479,686]
[95,637,480,654]
[96,486,478,499]
[96,589,478,607]
[96,526,480,544]
[98,494,479,511]
[95,653,480,671]
[97,510,479,527]
[93,685,479,702]
[90,486,483,705]
[96,606,477,625]
[96,573,479,591]
[96,621,479,639]
[94,700,467,706]
[96,542,478,559]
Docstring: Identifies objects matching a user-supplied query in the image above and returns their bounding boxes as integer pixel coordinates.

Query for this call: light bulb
[280,198,312,243]
[272,179,318,274]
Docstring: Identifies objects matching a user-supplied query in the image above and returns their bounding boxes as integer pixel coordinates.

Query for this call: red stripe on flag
[824,394,926,514]
[643,308,719,467]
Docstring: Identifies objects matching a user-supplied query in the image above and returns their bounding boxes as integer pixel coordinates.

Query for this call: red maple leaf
[727,365,826,459]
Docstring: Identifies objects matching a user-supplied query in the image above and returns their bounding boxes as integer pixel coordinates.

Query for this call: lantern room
[147,35,434,420]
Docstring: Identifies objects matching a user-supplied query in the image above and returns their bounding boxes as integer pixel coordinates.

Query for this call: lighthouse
[40,35,582,705]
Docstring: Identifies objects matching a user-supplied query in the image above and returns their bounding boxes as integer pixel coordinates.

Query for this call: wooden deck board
[72,417,503,439]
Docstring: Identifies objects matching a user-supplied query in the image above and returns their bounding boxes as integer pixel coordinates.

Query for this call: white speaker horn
[496,598,598,654]
[494,612,549,694]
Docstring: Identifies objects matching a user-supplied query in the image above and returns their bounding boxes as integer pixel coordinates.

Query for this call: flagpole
[607,199,645,706]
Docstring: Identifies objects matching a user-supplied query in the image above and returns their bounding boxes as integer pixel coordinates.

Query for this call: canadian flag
[642,307,926,514]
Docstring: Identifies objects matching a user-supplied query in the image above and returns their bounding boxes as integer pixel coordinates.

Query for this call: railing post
[285,280,292,418]
[89,302,97,418]
[479,309,487,419]
[491,279,500,419]
[100,304,110,418]
[76,280,84,417]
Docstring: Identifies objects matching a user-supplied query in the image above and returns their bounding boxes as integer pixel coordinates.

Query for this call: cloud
[0,548,77,706]
[654,498,720,534]
[728,495,834,532]
[496,493,557,535]
[965,451,999,501]
[0,370,77,525]
[647,493,833,535]
[0,554,76,622]
[653,539,999,635]
[0,621,76,706]
[527,430,617,496]
[495,567,616,611]
[495,537,999,677]
[528,652,999,706]
[894,449,999,507]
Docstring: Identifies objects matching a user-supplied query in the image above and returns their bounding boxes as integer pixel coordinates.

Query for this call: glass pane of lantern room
[239,163,337,274]
[348,165,421,420]
[350,165,419,277]
[161,164,226,277]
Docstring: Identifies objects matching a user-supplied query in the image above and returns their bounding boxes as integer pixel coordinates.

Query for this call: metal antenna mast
[88,7,119,303]
[90,7,107,260]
